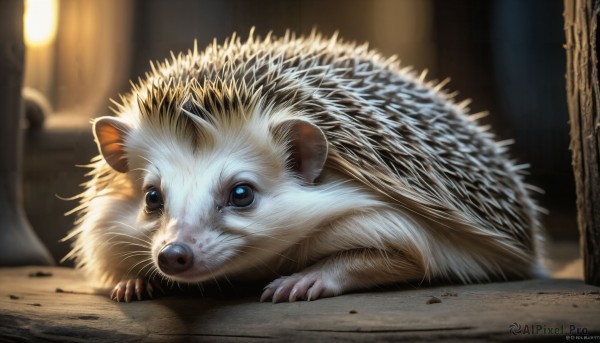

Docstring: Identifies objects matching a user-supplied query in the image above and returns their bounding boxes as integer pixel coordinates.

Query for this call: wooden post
[564,0,600,285]
[0,0,54,265]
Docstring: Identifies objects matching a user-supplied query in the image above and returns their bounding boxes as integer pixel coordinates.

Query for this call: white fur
[68,106,535,294]
[64,31,543,301]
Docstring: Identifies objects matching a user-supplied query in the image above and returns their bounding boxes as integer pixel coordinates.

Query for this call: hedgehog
[63,30,545,303]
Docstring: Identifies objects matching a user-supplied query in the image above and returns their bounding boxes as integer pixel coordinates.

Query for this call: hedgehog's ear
[272,119,328,183]
[93,116,130,173]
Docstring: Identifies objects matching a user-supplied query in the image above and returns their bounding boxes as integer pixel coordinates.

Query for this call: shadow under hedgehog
[63,30,546,303]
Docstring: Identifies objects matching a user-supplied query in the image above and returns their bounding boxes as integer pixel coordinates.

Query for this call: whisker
[205,265,222,293]
[195,282,205,297]
[229,248,280,276]
[131,167,152,175]
[105,230,153,246]
[117,250,151,258]
[138,155,156,168]
[145,264,160,279]
[121,254,152,264]
[223,225,294,244]
[125,257,154,278]
[109,242,152,252]
[222,274,233,288]
[111,221,155,244]
[136,259,155,278]
[242,244,297,264]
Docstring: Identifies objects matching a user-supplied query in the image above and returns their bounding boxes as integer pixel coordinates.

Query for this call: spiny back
[116,30,540,253]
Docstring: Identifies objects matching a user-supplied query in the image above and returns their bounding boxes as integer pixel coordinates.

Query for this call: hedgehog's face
[92,111,330,283]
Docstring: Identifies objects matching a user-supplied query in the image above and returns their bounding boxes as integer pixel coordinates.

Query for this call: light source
[24,0,58,47]
[23,0,59,127]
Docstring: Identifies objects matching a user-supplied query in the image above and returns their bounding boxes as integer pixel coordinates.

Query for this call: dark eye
[229,184,255,207]
[145,187,163,213]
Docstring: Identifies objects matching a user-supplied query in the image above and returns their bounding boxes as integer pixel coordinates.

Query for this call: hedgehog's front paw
[110,278,163,302]
[260,269,342,303]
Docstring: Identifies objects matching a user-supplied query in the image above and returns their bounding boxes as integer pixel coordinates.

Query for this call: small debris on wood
[8,294,20,300]
[426,296,442,304]
[55,288,71,293]
[572,304,578,308]
[29,303,41,307]
[349,309,358,314]
[54,288,95,296]
[28,271,53,278]
[78,315,99,320]
[441,292,458,297]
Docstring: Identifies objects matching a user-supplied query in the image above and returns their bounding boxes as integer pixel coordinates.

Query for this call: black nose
[158,243,193,274]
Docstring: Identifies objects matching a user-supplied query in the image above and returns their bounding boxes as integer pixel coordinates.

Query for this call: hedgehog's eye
[145,187,163,213]
[228,184,255,208]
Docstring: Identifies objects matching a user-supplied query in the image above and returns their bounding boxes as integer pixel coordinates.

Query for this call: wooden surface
[565,0,600,286]
[1,267,599,342]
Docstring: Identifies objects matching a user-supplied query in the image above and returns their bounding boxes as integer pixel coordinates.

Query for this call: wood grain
[565,0,600,286]
[1,267,599,342]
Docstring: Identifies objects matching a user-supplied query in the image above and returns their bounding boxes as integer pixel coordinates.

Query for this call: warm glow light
[24,0,59,46]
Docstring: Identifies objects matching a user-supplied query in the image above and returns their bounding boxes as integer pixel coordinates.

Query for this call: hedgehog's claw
[111,278,159,302]
[260,269,339,303]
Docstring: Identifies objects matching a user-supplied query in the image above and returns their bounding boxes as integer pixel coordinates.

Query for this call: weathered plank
[1,267,599,342]
[565,0,600,286]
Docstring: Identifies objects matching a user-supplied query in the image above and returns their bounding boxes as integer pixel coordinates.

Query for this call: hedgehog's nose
[158,243,193,274]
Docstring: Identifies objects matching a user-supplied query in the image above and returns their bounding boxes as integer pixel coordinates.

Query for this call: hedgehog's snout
[157,242,193,275]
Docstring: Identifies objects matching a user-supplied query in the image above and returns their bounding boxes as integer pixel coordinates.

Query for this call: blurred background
[21,0,574,266]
